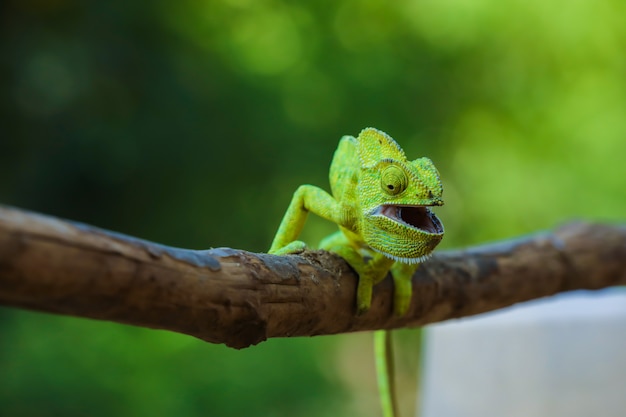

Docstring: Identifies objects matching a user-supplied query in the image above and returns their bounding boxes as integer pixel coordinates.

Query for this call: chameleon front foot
[356,275,374,315]
[358,274,413,316]
[320,234,391,315]
[355,261,418,316]
[268,240,307,255]
[390,262,418,316]
[391,278,412,316]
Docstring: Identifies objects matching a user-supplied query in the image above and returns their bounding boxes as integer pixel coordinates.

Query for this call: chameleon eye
[381,165,407,195]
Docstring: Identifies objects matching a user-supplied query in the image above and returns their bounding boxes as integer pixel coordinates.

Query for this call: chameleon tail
[375,330,398,417]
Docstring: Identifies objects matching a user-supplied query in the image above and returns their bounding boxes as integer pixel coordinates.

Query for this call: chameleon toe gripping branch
[269,127,444,417]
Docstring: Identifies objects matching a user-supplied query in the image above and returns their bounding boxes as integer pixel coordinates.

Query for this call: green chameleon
[269,127,444,417]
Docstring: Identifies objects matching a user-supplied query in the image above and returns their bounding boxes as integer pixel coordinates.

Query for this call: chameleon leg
[390,262,419,316]
[320,232,391,314]
[270,185,347,255]
[355,260,379,315]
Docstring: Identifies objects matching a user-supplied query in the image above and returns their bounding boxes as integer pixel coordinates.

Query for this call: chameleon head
[356,128,444,263]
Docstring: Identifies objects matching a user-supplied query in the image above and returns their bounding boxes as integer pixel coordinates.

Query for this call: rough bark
[0,205,624,348]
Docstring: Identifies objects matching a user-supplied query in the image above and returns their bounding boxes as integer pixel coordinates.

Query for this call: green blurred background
[1,0,624,416]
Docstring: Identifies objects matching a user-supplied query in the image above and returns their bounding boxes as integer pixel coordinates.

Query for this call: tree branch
[0,205,624,348]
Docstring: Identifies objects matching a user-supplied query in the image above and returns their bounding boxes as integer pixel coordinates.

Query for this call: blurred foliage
[1,0,625,416]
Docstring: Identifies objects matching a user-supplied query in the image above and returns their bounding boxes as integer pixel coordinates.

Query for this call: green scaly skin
[269,127,444,417]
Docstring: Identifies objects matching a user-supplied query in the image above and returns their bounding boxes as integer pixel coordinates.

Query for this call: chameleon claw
[356,302,371,316]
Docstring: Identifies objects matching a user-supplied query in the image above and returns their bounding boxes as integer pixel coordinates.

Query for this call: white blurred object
[420,289,626,417]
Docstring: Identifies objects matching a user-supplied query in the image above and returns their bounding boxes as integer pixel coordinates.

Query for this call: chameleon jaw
[365,204,444,263]
[374,204,444,235]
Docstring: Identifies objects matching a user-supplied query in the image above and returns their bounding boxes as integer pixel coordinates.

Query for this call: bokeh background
[1,0,625,416]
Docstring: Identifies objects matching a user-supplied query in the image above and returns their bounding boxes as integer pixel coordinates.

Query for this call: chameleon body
[269,127,444,417]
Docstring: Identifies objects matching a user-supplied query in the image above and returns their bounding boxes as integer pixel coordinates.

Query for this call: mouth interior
[379,205,443,234]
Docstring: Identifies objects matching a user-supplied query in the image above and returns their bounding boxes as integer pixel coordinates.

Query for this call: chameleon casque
[269,127,444,417]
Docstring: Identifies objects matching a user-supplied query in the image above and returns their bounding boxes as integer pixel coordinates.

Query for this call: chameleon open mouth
[376,204,443,235]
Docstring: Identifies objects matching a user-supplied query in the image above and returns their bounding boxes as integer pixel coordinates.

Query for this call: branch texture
[0,205,624,348]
